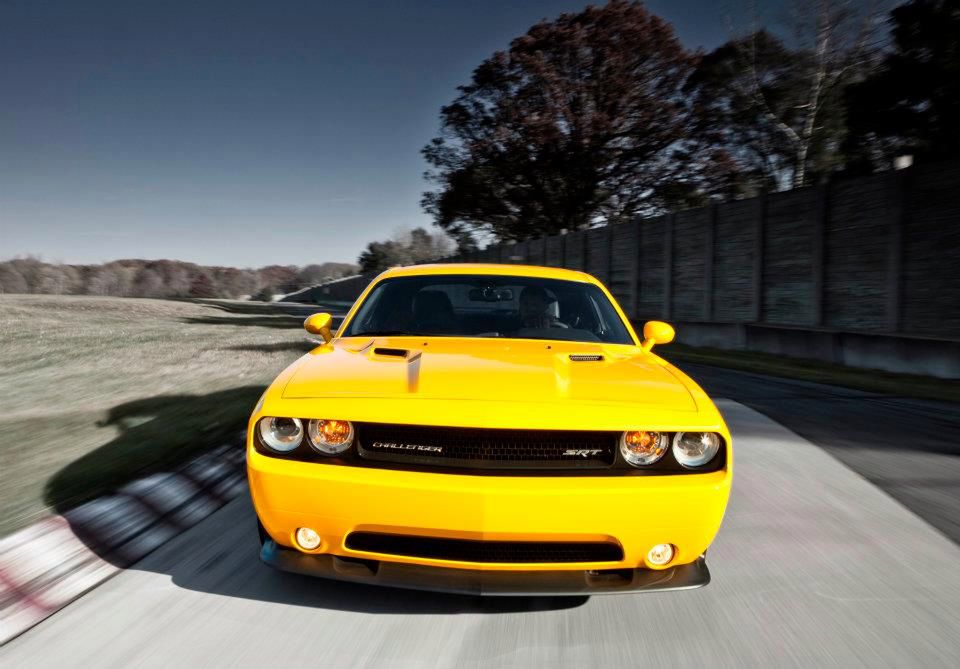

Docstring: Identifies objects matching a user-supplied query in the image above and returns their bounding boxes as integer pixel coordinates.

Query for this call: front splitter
[260,541,710,596]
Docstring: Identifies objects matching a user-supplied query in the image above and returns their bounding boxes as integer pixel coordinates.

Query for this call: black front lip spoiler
[260,541,710,596]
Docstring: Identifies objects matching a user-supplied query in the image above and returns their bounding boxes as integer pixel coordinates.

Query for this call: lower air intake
[344,532,624,563]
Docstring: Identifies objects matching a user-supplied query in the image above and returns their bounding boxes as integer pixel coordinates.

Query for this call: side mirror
[304,312,333,343]
[641,320,675,352]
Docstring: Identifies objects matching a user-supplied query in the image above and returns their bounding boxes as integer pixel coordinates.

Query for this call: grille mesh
[356,423,617,469]
[345,532,624,563]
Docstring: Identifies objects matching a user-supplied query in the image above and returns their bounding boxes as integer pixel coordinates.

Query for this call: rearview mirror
[304,312,333,343]
[641,320,675,352]
[468,287,514,302]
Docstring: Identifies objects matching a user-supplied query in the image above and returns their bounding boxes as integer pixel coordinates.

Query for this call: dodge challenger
[247,263,732,595]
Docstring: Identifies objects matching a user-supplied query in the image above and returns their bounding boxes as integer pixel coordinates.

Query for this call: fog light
[647,543,675,566]
[295,527,321,551]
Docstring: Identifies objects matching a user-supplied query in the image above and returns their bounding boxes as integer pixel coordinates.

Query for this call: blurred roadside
[0,295,332,539]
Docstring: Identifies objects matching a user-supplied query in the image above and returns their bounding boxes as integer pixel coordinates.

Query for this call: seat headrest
[413,290,453,316]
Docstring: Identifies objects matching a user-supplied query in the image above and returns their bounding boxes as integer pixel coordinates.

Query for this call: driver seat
[412,290,456,333]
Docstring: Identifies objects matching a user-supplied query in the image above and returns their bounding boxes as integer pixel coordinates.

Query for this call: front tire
[257,518,269,547]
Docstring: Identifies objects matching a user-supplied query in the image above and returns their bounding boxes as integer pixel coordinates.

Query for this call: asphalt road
[3,400,960,668]
[679,363,960,544]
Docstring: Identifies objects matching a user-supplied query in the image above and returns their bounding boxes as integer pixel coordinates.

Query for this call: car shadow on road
[187,298,345,317]
[181,315,306,328]
[181,313,343,330]
[225,341,319,354]
[45,386,265,515]
[45,388,588,615]
[185,299,302,316]
[160,503,589,615]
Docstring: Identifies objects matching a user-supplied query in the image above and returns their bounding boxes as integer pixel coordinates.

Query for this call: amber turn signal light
[307,419,355,455]
[619,430,668,466]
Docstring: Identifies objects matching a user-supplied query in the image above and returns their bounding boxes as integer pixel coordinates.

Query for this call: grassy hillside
[0,295,315,538]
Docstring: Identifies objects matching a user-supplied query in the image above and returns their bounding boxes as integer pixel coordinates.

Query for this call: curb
[0,440,247,645]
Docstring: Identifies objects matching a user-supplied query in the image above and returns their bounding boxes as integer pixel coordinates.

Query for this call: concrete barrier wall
[452,160,960,379]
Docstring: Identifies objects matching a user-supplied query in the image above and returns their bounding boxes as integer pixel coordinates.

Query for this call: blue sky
[0,1,779,267]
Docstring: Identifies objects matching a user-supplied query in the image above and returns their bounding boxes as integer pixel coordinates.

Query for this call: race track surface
[3,401,959,667]
[683,364,960,544]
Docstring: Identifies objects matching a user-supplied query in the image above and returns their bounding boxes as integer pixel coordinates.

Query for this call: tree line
[0,258,357,300]
[420,0,960,248]
[357,227,454,273]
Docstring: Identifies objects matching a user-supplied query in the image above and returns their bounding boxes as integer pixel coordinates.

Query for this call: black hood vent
[569,354,603,362]
[373,347,409,358]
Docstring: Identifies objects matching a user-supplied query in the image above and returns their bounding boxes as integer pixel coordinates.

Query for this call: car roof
[376,263,599,284]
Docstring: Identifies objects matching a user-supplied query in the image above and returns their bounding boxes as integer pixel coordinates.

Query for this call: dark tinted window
[343,275,634,345]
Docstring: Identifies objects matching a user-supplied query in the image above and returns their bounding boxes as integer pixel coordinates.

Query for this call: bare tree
[86,267,116,296]
[132,268,165,297]
[357,228,455,273]
[748,0,880,187]
[0,265,28,294]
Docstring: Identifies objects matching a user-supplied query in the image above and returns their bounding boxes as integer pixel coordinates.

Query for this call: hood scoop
[569,354,604,362]
[373,347,410,358]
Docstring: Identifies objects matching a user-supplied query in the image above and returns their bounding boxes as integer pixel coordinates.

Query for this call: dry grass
[0,295,315,537]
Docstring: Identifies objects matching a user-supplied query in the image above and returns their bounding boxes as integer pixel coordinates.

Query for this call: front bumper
[248,446,731,577]
[261,540,710,595]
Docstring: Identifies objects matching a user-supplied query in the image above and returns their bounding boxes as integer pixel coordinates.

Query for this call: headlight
[619,430,668,466]
[258,417,304,453]
[307,419,354,455]
[672,432,721,467]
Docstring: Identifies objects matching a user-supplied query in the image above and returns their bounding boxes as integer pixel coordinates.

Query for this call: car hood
[282,337,698,413]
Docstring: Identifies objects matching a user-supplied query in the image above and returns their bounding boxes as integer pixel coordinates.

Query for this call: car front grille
[345,532,624,563]
[355,423,617,469]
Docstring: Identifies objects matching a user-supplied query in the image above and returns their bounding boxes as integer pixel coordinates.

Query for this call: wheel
[256,518,269,546]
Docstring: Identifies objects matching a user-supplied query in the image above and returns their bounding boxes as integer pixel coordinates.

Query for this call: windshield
[342,274,634,344]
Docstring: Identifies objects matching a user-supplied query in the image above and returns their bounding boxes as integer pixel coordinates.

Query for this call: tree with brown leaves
[422,0,737,243]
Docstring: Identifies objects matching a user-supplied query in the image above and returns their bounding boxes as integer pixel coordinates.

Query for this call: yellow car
[247,264,732,595]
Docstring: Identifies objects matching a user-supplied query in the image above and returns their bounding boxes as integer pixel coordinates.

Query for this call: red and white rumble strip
[0,441,247,645]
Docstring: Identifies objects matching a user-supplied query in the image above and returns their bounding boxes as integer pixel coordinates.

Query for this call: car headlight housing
[672,432,721,468]
[307,419,354,455]
[619,430,668,466]
[258,417,304,453]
